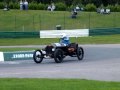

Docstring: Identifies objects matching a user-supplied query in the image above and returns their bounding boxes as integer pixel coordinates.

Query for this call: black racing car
[33,43,84,63]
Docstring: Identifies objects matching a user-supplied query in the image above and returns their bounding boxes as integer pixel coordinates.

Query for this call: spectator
[76,5,80,11]
[97,8,110,14]
[20,0,23,10]
[100,8,104,14]
[97,8,100,13]
[3,4,9,11]
[71,9,78,18]
[47,5,51,11]
[22,0,25,10]
[51,3,55,11]
[81,7,84,11]
[24,0,28,10]
[105,9,110,14]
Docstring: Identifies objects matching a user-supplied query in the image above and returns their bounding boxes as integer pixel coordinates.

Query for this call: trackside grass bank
[0,35,120,46]
[0,10,120,31]
[0,35,120,52]
[0,48,37,52]
[0,78,120,90]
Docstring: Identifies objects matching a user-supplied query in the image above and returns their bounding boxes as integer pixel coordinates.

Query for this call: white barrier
[40,29,89,38]
[0,52,4,61]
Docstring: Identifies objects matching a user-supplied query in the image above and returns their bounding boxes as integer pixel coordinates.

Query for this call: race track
[0,44,120,81]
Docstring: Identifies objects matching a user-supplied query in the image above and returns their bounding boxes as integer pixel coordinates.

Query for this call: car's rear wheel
[77,47,84,60]
[54,49,64,63]
[33,50,43,63]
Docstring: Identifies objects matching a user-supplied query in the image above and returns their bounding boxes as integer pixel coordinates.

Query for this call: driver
[60,33,70,46]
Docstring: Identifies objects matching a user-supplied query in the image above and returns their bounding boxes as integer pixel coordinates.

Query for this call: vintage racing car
[33,43,84,63]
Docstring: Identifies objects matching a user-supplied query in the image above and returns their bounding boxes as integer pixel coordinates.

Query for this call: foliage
[0,0,120,7]
[0,2,4,9]
[9,1,14,9]
[114,4,120,12]
[55,2,67,11]
[0,1,120,12]
[85,3,96,11]
[107,4,120,12]
[37,3,46,10]
[9,2,19,9]
[29,2,38,10]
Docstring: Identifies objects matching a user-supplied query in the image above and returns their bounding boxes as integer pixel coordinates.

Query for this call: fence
[0,11,120,32]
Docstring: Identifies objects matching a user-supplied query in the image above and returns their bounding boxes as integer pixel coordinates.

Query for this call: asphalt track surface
[0,44,120,82]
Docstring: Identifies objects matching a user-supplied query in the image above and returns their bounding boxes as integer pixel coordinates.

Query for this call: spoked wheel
[54,49,64,63]
[77,47,84,60]
[33,50,44,63]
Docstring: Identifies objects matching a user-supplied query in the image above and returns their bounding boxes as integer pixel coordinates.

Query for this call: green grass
[0,48,36,52]
[0,78,120,90]
[0,35,120,52]
[0,10,120,31]
[0,35,120,46]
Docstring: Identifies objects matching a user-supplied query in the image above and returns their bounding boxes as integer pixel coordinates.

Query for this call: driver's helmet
[60,33,70,45]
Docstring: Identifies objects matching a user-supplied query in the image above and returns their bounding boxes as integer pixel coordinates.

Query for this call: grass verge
[0,78,120,90]
[0,35,120,46]
[0,34,120,51]
[0,48,36,52]
[0,35,120,52]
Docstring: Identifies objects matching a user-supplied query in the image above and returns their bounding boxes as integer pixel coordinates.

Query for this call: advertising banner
[3,51,34,61]
[40,29,89,38]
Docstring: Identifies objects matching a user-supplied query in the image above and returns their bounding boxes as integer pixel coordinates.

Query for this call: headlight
[52,48,55,51]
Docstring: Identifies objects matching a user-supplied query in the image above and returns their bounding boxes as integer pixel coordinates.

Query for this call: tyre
[77,47,84,60]
[33,50,43,63]
[54,49,64,63]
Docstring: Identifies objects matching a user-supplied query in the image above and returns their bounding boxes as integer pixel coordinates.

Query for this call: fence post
[88,12,91,29]
[64,12,65,29]
[33,15,35,31]
[113,12,116,28]
[14,15,16,31]
[39,15,41,30]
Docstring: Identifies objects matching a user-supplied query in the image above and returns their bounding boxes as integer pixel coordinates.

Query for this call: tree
[0,0,120,7]
[64,0,73,6]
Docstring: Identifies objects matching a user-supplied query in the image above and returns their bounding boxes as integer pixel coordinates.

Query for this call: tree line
[1,0,120,7]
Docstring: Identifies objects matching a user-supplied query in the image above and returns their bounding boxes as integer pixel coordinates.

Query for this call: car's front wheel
[33,50,44,63]
[54,49,64,63]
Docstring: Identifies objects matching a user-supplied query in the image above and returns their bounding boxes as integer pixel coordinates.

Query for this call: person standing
[20,0,23,10]
[47,5,51,11]
[71,9,77,18]
[51,3,55,11]
[24,0,28,10]
[76,5,80,11]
